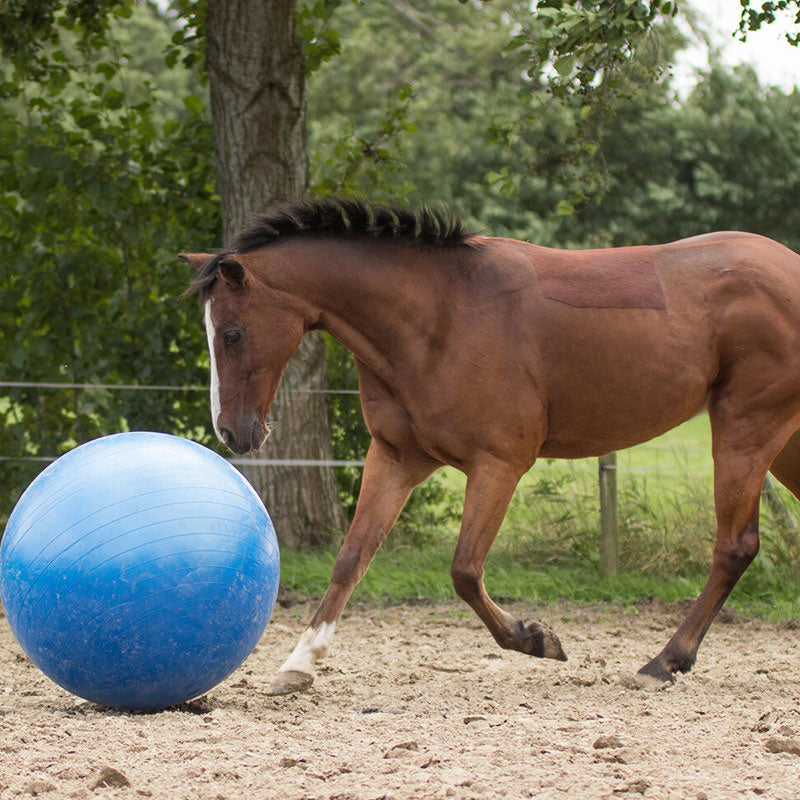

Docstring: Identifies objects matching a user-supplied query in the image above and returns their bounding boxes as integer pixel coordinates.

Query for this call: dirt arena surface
[1,598,799,800]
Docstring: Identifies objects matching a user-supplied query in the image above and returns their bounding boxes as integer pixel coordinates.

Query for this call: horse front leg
[637,405,797,685]
[269,439,438,695]
[450,455,567,662]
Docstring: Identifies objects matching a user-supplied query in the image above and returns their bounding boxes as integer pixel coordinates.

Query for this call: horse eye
[223,329,244,346]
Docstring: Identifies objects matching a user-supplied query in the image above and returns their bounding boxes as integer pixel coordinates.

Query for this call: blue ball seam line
[94,582,275,647]
[15,525,276,622]
[5,483,261,565]
[86,527,276,574]
[9,499,271,610]
[2,439,172,555]
[78,556,279,628]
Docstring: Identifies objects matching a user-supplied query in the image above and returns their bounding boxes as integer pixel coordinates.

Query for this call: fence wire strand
[0,380,363,466]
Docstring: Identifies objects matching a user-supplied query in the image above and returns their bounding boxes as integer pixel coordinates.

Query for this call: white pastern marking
[278,622,337,676]
[204,300,222,442]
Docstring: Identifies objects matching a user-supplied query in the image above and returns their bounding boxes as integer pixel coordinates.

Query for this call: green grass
[438,412,799,575]
[279,412,800,621]
[280,543,800,621]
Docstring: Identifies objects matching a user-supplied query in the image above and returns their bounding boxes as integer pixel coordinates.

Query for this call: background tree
[0,0,346,546]
[203,0,345,546]
[4,0,800,547]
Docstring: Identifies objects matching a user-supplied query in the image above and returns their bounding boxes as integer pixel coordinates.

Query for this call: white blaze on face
[277,622,337,677]
[204,300,222,442]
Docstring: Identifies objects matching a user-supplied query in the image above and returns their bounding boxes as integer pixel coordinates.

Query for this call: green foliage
[297,0,347,75]
[0,2,220,518]
[739,0,800,44]
[163,0,206,72]
[311,82,417,199]
[311,0,800,248]
[0,0,129,83]
[504,0,677,95]
[308,1,687,236]
[574,63,800,250]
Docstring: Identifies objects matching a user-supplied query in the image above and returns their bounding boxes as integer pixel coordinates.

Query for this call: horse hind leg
[769,427,800,500]
[637,402,797,686]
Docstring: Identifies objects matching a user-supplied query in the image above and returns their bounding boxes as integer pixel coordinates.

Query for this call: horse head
[181,252,306,455]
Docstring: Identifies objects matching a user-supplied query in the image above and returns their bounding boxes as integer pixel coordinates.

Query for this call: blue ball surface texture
[0,432,279,711]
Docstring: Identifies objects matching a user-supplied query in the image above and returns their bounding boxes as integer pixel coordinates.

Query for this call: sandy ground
[1,597,799,800]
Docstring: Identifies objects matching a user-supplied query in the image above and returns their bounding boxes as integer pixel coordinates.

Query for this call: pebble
[593,734,624,749]
[765,737,800,756]
[90,767,131,789]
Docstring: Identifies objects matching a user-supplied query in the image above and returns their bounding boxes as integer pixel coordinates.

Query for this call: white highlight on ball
[204,300,222,442]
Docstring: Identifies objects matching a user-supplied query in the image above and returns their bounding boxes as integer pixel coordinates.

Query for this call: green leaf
[556,199,575,216]
[554,54,576,76]
[104,87,125,110]
[95,61,118,80]
[182,95,205,115]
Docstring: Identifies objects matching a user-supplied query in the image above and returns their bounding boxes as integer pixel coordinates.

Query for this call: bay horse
[182,197,800,695]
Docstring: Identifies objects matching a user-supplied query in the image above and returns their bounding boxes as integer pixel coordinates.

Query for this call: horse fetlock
[268,669,314,696]
[672,652,697,674]
[512,620,568,661]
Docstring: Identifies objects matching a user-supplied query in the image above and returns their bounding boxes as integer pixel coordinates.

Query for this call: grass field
[443,412,718,545]
[282,412,800,621]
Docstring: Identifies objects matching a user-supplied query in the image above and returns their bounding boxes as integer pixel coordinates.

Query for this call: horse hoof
[634,659,676,689]
[520,621,568,661]
[268,670,314,695]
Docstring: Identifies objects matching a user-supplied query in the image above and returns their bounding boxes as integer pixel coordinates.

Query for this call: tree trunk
[205,0,346,547]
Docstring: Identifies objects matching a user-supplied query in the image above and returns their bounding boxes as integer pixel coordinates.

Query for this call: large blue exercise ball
[0,432,279,711]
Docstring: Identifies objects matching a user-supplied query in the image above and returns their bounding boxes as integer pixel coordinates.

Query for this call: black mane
[186,196,470,299]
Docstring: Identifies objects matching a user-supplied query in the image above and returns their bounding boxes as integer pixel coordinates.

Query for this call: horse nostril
[250,419,267,451]
[220,428,234,448]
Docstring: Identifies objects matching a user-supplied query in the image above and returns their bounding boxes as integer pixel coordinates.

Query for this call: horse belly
[537,311,713,459]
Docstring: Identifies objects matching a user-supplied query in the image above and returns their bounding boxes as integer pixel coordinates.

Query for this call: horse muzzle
[219,417,269,455]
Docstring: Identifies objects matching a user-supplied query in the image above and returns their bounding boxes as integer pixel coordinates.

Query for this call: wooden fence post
[599,452,619,576]
[761,474,798,530]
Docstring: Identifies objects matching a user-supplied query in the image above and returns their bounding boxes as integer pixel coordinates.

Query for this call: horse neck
[258,237,457,383]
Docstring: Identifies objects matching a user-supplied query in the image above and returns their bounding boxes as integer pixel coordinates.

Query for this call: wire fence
[0,379,690,472]
[3,379,798,575]
[0,380,365,467]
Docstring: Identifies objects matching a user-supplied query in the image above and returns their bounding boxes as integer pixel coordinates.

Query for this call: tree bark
[205,0,346,547]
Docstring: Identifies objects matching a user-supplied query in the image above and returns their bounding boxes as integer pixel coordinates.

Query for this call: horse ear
[178,252,213,271]
[218,257,247,288]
